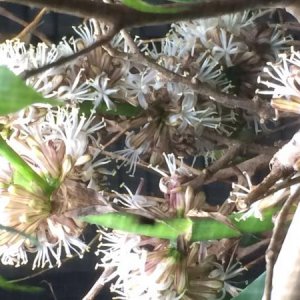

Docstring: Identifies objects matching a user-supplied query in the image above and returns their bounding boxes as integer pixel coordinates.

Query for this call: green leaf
[80,101,142,117]
[232,272,265,300]
[229,207,276,234]
[0,66,60,115]
[122,0,187,13]
[81,213,193,240]
[191,216,241,241]
[0,136,54,195]
[0,276,43,293]
[80,206,275,241]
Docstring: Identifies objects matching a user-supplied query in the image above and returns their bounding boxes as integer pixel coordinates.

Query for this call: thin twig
[263,174,300,198]
[206,153,274,184]
[185,144,243,188]
[274,22,300,31]
[15,7,48,41]
[237,238,270,260]
[201,129,278,156]
[270,201,300,299]
[263,185,300,300]
[0,6,51,44]
[101,127,129,150]
[208,144,242,174]
[244,161,293,206]
[82,267,115,300]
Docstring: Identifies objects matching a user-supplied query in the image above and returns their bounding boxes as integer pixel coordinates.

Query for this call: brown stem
[185,144,243,188]
[201,129,278,156]
[0,7,51,44]
[208,144,242,174]
[82,267,115,300]
[206,153,274,184]
[244,162,293,206]
[15,8,48,41]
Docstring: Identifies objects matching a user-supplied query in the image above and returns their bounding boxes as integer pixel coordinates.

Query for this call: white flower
[113,184,152,210]
[55,69,93,102]
[115,132,150,176]
[29,43,58,69]
[42,106,105,165]
[0,168,88,269]
[153,153,192,181]
[0,241,28,267]
[125,68,158,109]
[112,184,165,219]
[0,105,112,269]
[218,10,259,35]
[32,234,60,269]
[89,73,118,110]
[196,52,224,86]
[0,40,29,75]
[97,230,184,300]
[57,36,77,58]
[96,230,145,287]
[257,48,300,100]
[167,93,222,132]
[172,19,217,56]
[210,28,248,67]
[73,20,96,46]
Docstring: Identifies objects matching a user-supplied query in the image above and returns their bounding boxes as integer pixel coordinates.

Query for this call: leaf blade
[232,272,265,300]
[0,66,60,115]
[0,276,43,293]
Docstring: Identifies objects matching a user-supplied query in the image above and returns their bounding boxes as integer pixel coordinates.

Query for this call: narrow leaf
[0,66,60,115]
[0,136,53,195]
[232,272,265,300]
[80,101,142,117]
[80,206,275,242]
[0,276,43,293]
[122,0,187,13]
[81,213,193,240]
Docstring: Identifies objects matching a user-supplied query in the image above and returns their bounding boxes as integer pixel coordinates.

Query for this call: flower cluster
[0,106,107,269]
[258,47,300,116]
[113,10,290,172]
